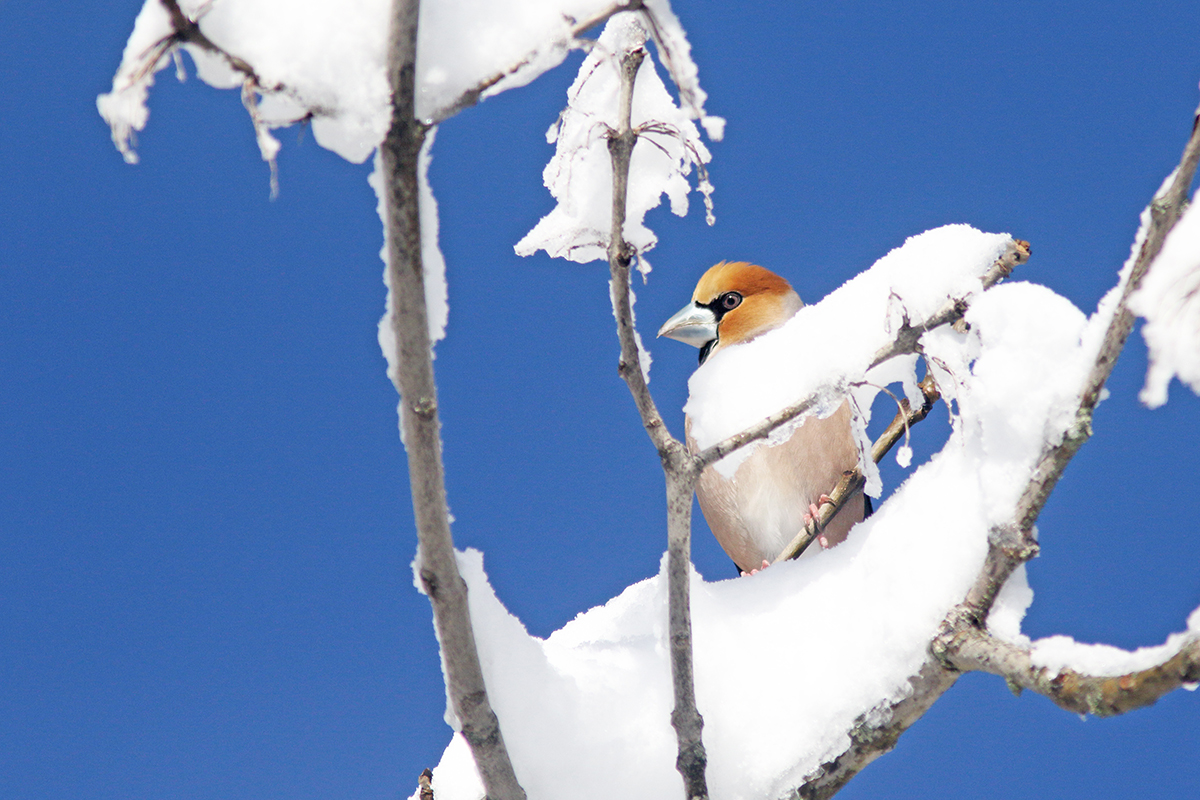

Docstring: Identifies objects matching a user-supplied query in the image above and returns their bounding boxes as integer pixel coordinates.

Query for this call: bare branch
[695,238,1030,470]
[380,2,525,798]
[939,627,1200,717]
[605,40,709,800]
[773,373,941,563]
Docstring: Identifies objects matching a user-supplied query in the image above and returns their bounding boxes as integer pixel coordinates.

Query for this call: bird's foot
[740,559,771,577]
[807,495,836,549]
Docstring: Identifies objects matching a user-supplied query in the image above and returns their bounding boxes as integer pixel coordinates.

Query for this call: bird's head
[657,261,803,365]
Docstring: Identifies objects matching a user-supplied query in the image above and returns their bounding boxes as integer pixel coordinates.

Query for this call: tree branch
[430,0,646,124]
[694,239,1030,470]
[940,626,1200,717]
[786,103,1200,799]
[605,38,709,800]
[959,103,1200,628]
[785,660,959,800]
[773,372,941,563]
[381,2,525,799]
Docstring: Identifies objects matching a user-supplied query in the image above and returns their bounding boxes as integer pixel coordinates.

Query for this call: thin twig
[158,0,268,87]
[605,39,709,800]
[430,0,646,124]
[380,2,525,798]
[773,373,940,563]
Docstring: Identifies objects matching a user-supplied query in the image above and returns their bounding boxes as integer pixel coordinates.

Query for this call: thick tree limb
[786,103,1200,800]
[960,103,1200,628]
[606,41,709,800]
[940,626,1200,717]
[694,239,1030,470]
[785,661,959,800]
[773,373,941,563]
[381,2,525,799]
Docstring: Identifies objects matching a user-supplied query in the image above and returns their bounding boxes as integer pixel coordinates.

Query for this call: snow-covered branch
[97,0,293,186]
[784,105,1200,800]
[378,3,524,799]
[429,0,643,124]
[784,660,958,800]
[939,624,1200,717]
[959,106,1200,630]
[693,238,1030,471]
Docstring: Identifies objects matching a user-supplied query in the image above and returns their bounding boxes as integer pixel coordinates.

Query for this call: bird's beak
[657,302,718,348]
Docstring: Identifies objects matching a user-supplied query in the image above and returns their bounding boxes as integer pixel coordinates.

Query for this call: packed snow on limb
[95,0,176,164]
[99,0,709,373]
[515,12,717,269]
[98,0,643,165]
[1130,194,1200,407]
[419,226,1143,800]
[371,127,449,395]
[686,225,1014,486]
[1029,623,1199,679]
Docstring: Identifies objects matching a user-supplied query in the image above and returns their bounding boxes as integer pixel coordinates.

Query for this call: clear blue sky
[3,1,1198,798]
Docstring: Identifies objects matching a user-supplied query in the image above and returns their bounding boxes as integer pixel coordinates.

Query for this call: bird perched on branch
[658,261,867,575]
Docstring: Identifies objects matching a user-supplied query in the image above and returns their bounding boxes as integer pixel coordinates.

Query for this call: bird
[657,261,867,575]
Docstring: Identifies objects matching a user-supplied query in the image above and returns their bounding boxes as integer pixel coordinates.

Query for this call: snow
[97,1,713,165]
[1130,194,1200,407]
[1030,618,1199,678]
[418,227,1159,798]
[986,565,1034,643]
[515,13,716,266]
[417,0,620,122]
[684,225,1014,483]
[100,0,717,377]
[95,0,175,164]
[370,129,448,435]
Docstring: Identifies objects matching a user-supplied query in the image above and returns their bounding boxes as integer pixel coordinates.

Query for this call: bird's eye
[720,292,742,311]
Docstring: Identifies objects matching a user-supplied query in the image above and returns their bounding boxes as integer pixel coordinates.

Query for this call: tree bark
[606,42,709,800]
[381,2,525,799]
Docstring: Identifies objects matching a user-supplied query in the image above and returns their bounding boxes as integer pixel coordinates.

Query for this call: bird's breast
[691,402,862,572]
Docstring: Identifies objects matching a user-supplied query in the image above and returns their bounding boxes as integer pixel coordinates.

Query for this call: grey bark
[605,44,710,800]
[381,2,525,799]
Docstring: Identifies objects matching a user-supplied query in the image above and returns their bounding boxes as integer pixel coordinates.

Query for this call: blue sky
[3,1,1199,798]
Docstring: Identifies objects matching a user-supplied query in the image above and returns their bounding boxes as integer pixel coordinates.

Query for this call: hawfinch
[658,261,867,574]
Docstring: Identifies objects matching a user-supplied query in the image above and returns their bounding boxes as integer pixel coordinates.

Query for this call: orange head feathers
[658,261,803,364]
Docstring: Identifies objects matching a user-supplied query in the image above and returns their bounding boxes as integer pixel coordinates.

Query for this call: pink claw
[741,559,771,577]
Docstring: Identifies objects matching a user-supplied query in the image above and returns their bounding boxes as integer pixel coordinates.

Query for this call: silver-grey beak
[657,302,718,348]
